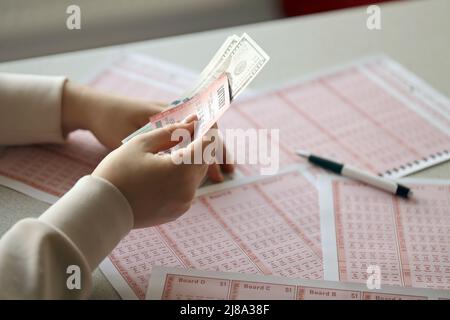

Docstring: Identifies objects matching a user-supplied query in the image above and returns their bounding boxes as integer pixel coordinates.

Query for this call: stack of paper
[0,36,449,300]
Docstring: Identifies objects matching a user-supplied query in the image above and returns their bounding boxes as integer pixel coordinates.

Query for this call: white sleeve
[0,175,133,299]
[0,73,67,145]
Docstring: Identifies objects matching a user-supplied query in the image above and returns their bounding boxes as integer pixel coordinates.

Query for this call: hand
[92,117,210,228]
[61,80,166,149]
[61,80,234,182]
[205,123,234,182]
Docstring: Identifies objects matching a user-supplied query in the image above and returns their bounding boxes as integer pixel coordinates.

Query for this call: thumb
[138,119,196,153]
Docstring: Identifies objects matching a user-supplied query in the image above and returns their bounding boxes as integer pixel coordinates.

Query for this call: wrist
[61,81,92,135]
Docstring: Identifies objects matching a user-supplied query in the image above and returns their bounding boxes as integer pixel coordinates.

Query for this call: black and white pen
[296,150,412,198]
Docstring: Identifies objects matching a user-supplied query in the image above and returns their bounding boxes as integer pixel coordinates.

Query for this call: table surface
[0,0,449,299]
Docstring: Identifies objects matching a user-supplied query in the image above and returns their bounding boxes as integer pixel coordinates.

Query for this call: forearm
[0,175,133,299]
[0,73,67,145]
[0,73,103,145]
[61,81,91,136]
[0,218,92,299]
[0,72,166,148]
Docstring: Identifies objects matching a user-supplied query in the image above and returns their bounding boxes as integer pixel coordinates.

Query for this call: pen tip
[296,149,310,158]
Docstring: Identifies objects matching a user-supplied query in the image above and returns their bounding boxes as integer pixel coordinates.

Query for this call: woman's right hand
[92,117,209,228]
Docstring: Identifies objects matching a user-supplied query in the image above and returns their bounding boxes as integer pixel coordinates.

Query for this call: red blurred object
[282,0,399,16]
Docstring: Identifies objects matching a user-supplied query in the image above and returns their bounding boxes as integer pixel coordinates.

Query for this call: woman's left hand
[62,80,166,148]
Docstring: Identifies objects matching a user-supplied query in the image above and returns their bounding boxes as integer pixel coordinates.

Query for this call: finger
[132,102,168,127]
[182,113,198,124]
[138,119,196,153]
[192,130,218,163]
[209,124,234,173]
[207,163,224,182]
[170,135,210,171]
[152,101,167,108]
[172,116,232,169]
[221,143,235,173]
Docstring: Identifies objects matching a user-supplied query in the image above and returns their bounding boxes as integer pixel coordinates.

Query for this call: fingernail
[182,114,197,123]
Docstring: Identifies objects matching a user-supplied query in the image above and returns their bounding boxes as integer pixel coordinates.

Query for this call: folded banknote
[122,33,269,144]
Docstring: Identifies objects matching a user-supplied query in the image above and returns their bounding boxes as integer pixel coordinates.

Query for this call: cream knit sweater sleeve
[0,73,133,299]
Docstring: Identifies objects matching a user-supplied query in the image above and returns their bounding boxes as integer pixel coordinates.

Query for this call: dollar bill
[197,35,240,84]
[169,35,240,107]
[183,33,269,102]
[122,33,269,144]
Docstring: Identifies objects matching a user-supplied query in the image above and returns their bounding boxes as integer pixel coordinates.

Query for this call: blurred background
[0,0,398,62]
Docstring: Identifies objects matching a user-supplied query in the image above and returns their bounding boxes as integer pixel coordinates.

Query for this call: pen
[296,150,412,198]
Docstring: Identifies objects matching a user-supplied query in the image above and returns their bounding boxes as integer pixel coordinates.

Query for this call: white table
[1,0,449,299]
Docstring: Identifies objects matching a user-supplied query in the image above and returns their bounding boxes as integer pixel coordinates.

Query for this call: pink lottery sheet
[100,168,322,299]
[146,266,450,300]
[219,56,450,177]
[319,176,450,290]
